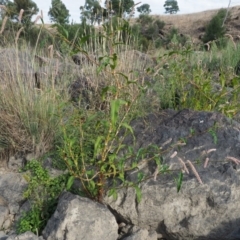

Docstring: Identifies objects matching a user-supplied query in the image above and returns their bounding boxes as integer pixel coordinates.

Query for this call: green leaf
[175,172,183,193]
[116,72,128,81]
[121,122,134,137]
[137,172,144,182]
[62,28,69,39]
[79,36,89,45]
[94,136,104,158]
[110,99,127,126]
[108,188,118,200]
[66,176,74,190]
[134,185,142,203]
[110,164,117,177]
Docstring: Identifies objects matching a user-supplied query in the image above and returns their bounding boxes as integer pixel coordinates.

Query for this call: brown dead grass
[157,6,240,44]
[131,5,240,45]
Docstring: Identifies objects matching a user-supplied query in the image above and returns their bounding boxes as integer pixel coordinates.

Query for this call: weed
[17,160,71,234]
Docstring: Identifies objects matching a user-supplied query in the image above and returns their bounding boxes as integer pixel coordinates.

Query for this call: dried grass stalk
[206,148,216,154]
[48,45,54,58]
[204,41,211,51]
[170,151,177,158]
[226,156,240,165]
[18,9,24,23]
[204,157,209,168]
[0,16,8,34]
[33,15,41,24]
[153,167,159,181]
[186,160,203,184]
[160,138,172,149]
[225,34,236,50]
[15,27,24,44]
[202,148,217,156]
[177,157,189,174]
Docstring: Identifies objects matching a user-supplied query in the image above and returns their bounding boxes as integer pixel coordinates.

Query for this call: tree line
[0,0,180,26]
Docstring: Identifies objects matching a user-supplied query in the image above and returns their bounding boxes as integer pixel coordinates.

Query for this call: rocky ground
[1,108,240,239]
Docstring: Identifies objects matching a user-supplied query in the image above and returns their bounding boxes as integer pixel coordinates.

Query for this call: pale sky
[31,0,240,23]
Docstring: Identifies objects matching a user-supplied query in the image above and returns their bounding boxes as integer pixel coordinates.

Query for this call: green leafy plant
[17,160,71,234]
[55,23,175,203]
[203,9,227,44]
[208,125,218,144]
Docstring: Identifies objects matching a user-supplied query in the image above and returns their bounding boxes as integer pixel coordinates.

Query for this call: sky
[32,0,240,24]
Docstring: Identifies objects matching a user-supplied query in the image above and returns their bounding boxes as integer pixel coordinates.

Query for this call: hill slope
[153,5,240,44]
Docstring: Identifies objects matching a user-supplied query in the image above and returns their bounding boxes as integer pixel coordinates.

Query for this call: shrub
[17,160,70,234]
[132,14,165,51]
[203,9,227,43]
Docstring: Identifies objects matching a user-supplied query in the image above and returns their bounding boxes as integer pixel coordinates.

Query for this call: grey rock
[123,228,158,240]
[8,203,20,215]
[6,231,43,240]
[0,231,8,240]
[8,155,26,172]
[42,191,118,240]
[104,109,240,240]
[0,205,9,229]
[72,53,96,66]
[0,173,27,204]
[68,75,94,104]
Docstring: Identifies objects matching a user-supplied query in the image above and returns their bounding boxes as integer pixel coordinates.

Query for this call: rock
[0,173,27,205]
[104,109,240,240]
[8,153,26,172]
[0,172,28,232]
[6,231,43,240]
[72,53,96,66]
[42,191,118,240]
[0,231,8,240]
[68,75,94,105]
[0,205,9,230]
[122,226,158,240]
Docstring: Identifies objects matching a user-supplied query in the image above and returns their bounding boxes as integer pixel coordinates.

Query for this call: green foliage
[17,160,70,234]
[165,27,188,49]
[106,0,135,17]
[137,3,151,15]
[132,14,165,51]
[48,0,70,25]
[53,25,175,203]
[175,172,183,192]
[17,205,44,235]
[80,0,108,25]
[164,0,179,14]
[203,9,227,43]
[5,0,39,24]
[155,45,240,117]
[208,124,218,144]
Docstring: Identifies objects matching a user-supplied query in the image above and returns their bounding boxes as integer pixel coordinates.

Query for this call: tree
[0,0,10,5]
[0,0,9,19]
[137,3,151,15]
[105,0,135,17]
[48,0,70,25]
[164,0,179,14]
[203,9,227,43]
[4,0,39,24]
[80,0,108,25]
